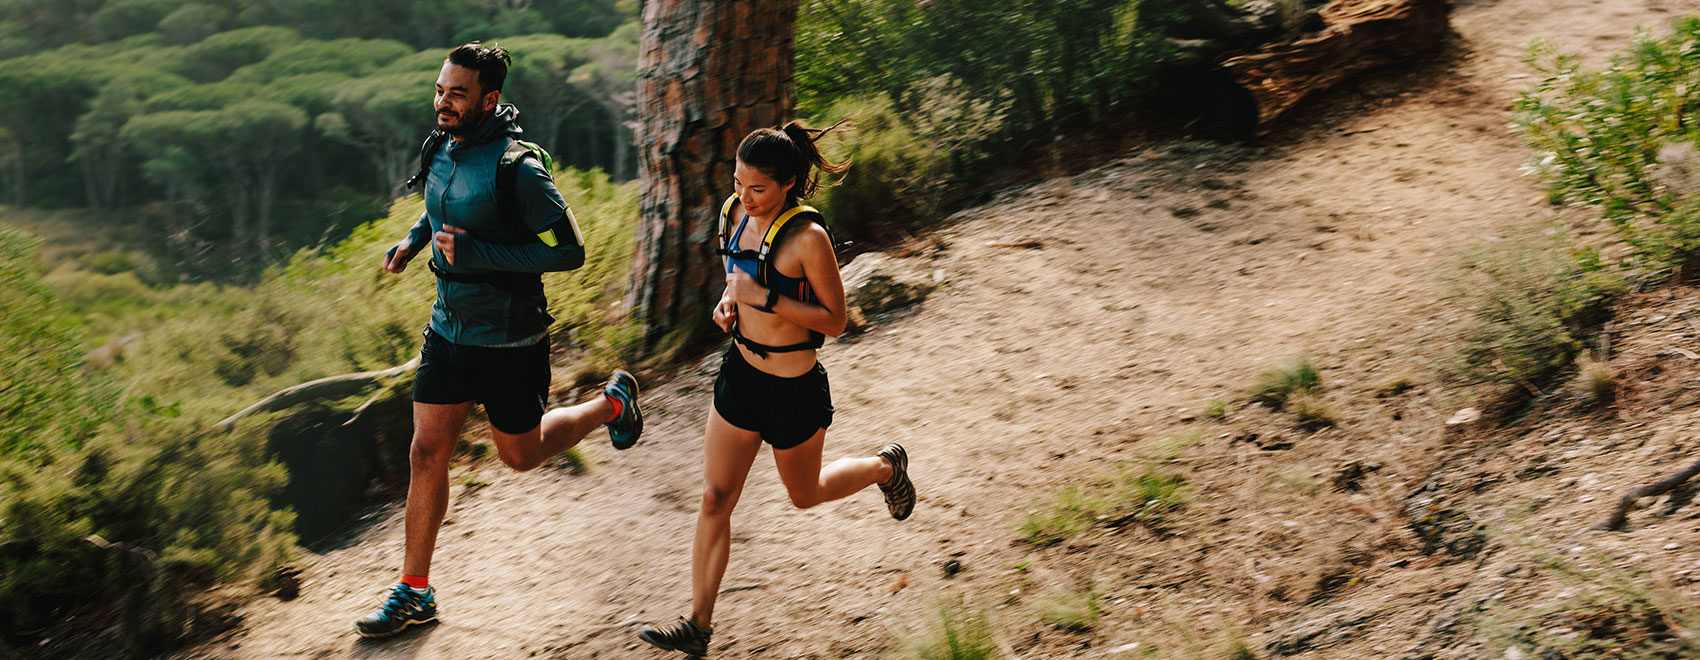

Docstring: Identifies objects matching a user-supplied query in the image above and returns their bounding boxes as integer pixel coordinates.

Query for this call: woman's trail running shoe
[878,443,915,520]
[639,616,712,656]
[605,369,643,450]
[355,583,437,638]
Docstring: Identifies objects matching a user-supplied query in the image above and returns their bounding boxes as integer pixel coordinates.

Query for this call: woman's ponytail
[738,118,852,204]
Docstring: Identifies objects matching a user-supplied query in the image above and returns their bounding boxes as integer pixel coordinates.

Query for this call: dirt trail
[180,0,1683,657]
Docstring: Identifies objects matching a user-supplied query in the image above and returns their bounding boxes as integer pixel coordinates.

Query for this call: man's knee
[494,445,539,472]
[410,434,454,469]
[490,427,543,472]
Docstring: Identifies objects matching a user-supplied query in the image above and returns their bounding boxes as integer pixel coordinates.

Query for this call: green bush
[1,166,637,655]
[1448,224,1624,388]
[797,0,1168,135]
[890,599,1001,660]
[0,224,114,455]
[1037,588,1101,632]
[1513,17,1700,274]
[1480,552,1700,660]
[0,227,295,654]
[1021,465,1187,545]
[811,90,1002,245]
[1249,355,1320,407]
[798,0,1172,246]
[107,166,638,422]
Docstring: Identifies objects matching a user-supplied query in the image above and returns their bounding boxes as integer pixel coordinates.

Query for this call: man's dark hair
[448,42,512,92]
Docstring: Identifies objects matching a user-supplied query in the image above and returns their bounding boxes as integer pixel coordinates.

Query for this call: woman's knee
[787,490,822,510]
[701,485,741,518]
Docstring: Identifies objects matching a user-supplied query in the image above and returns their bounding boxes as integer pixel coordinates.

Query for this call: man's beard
[438,106,487,136]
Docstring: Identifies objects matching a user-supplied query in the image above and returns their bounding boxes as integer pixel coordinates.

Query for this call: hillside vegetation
[0,1,1197,656]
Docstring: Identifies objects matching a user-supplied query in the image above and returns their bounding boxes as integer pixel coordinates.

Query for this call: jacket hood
[464,103,523,145]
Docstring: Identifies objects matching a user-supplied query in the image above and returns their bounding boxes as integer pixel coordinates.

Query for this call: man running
[356,42,643,639]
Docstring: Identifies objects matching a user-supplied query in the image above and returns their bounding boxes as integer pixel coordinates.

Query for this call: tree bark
[628,0,801,350]
[1220,0,1451,133]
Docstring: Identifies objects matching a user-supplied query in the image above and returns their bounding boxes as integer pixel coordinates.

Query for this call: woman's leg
[771,429,893,510]
[690,408,763,629]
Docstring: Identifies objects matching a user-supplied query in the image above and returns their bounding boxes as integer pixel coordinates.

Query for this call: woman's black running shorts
[413,328,550,435]
[713,346,833,450]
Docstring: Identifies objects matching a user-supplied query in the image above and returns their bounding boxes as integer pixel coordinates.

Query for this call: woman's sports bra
[725,213,815,304]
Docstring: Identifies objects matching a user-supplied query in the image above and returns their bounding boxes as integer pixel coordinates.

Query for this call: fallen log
[213,358,418,433]
[1221,0,1452,133]
[1591,456,1700,532]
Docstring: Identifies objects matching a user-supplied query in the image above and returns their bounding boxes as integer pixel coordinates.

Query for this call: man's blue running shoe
[356,583,437,638]
[605,369,643,450]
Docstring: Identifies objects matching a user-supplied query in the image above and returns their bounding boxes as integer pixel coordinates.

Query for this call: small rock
[840,253,935,315]
[942,559,962,578]
[272,566,302,601]
[1505,646,1528,660]
[1446,408,1482,425]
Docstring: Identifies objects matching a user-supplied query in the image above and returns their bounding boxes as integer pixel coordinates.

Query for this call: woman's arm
[712,287,738,333]
[724,224,846,337]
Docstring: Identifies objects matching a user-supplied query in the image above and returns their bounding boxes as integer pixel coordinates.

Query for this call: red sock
[401,574,428,590]
[604,393,623,422]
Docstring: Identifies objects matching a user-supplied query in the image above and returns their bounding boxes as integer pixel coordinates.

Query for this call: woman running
[638,121,916,656]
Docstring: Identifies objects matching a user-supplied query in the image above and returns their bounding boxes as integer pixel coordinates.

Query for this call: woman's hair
[736,119,851,204]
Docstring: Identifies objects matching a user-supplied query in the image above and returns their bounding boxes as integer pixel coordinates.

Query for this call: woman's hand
[712,294,738,333]
[724,270,767,308]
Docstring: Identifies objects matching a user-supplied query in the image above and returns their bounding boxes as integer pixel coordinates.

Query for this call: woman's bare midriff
[735,299,820,378]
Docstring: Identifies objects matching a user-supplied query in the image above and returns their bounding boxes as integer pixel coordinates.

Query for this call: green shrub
[0,224,115,455]
[798,0,1171,246]
[1285,391,1336,428]
[0,166,636,655]
[1038,588,1101,632]
[107,166,638,422]
[1513,17,1700,274]
[0,226,296,653]
[1147,427,1206,462]
[1020,484,1101,546]
[1021,466,1187,545]
[797,0,1169,135]
[1250,355,1320,407]
[811,89,1002,246]
[1575,354,1616,405]
[1480,552,1700,660]
[1448,224,1624,388]
[890,599,1001,660]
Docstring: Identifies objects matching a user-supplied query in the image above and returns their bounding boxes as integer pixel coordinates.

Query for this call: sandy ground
[177,0,1692,657]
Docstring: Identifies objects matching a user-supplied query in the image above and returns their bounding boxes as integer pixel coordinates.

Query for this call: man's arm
[450,156,585,272]
[383,211,433,273]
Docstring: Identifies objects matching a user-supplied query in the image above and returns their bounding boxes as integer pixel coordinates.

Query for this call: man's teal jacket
[398,103,585,346]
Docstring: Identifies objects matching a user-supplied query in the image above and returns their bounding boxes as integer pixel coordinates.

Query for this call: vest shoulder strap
[405,130,450,190]
[755,205,824,285]
[718,194,741,250]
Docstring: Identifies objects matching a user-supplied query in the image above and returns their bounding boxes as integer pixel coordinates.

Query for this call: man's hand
[382,239,415,273]
[712,295,738,333]
[433,225,468,266]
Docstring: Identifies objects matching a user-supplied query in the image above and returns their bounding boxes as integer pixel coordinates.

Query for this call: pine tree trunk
[628,0,801,351]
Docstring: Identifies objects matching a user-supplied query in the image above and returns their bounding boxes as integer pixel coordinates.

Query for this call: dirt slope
[178,0,1685,657]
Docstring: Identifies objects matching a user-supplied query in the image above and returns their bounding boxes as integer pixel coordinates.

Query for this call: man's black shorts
[413,328,550,434]
[713,346,833,450]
